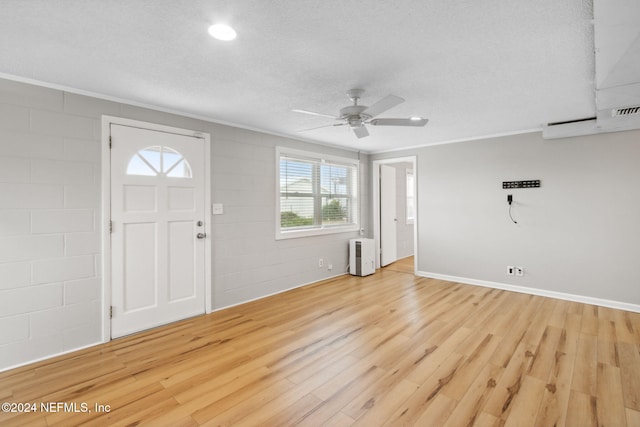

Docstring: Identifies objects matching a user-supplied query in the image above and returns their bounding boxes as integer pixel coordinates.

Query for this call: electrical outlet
[328,263,333,271]
[516,266,524,277]
[318,258,324,268]
[507,266,515,276]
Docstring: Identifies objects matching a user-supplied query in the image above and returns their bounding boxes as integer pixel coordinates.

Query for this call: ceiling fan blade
[297,123,346,132]
[292,109,340,119]
[362,95,404,118]
[369,118,429,127]
[352,125,369,139]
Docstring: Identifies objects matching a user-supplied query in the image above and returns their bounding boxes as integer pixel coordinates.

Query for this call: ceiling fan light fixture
[293,89,429,138]
[347,117,364,127]
[208,24,237,41]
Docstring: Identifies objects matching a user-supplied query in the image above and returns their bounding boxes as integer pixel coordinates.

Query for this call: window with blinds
[277,147,359,239]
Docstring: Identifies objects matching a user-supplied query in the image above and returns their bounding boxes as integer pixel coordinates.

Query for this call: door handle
[196,232,206,239]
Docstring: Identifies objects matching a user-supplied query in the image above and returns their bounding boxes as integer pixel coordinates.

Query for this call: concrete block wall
[208,127,370,308]
[0,79,105,369]
[0,78,369,370]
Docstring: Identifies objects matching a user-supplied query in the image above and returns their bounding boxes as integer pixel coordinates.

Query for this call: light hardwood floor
[2,259,640,426]
[382,256,415,275]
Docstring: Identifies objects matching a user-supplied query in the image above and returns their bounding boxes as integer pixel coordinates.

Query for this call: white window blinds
[277,148,359,238]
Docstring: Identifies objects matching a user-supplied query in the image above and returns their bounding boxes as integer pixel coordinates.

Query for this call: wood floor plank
[442,333,501,401]
[297,367,387,426]
[548,299,570,329]
[0,413,48,427]
[411,393,458,427]
[571,333,598,396]
[44,375,157,425]
[323,411,356,427]
[349,379,419,426]
[73,387,180,427]
[193,378,296,425]
[341,343,423,420]
[618,342,640,411]
[489,294,544,368]
[528,326,563,382]
[380,351,466,426]
[627,408,640,427]
[533,327,577,427]
[441,362,502,427]
[502,375,546,427]
[614,309,638,344]
[226,370,338,427]
[596,362,627,427]
[406,330,470,386]
[482,292,526,337]
[523,298,558,347]
[262,393,324,427]
[483,340,537,419]
[474,412,501,427]
[566,391,598,427]
[598,318,620,367]
[581,304,599,336]
[0,257,637,426]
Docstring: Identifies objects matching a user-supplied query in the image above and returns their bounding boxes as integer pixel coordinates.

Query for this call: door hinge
[109,220,113,233]
[109,136,112,149]
[110,306,113,318]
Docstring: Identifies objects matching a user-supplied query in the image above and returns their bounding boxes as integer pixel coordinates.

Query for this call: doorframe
[372,156,417,272]
[100,116,212,342]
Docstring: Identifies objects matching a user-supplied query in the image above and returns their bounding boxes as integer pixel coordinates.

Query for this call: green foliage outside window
[280,211,313,227]
[322,199,346,222]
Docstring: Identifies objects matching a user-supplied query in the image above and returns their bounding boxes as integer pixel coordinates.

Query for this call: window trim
[275,146,360,240]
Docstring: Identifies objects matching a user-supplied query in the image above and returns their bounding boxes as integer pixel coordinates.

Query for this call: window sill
[276,224,359,240]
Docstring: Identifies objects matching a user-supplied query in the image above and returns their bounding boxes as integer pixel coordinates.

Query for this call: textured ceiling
[0,0,596,152]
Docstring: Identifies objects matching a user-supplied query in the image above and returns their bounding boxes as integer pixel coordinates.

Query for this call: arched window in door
[126,145,192,178]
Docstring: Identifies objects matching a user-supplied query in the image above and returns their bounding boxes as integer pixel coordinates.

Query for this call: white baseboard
[416,271,640,314]
[0,341,103,373]
[211,272,348,313]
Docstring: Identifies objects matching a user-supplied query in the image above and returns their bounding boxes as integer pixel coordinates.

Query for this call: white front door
[380,164,397,267]
[110,124,206,338]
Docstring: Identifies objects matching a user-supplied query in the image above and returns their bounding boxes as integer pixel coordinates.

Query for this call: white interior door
[110,124,206,338]
[380,164,397,267]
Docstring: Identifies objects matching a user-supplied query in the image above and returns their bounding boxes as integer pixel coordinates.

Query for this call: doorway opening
[372,156,417,273]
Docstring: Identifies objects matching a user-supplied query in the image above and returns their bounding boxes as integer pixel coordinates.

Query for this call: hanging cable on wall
[507,194,518,224]
[502,180,541,225]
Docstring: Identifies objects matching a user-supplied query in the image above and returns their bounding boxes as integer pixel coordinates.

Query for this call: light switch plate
[212,203,224,215]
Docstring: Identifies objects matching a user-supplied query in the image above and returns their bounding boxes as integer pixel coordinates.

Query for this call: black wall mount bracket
[502,180,541,189]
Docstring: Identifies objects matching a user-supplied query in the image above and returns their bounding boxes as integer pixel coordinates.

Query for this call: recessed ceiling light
[208,24,236,41]
[410,116,422,121]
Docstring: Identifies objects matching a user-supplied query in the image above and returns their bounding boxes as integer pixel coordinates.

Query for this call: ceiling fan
[293,89,428,139]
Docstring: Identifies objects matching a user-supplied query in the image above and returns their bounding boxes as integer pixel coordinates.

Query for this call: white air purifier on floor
[349,238,375,276]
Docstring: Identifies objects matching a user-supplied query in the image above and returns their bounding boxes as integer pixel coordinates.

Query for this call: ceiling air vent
[612,106,640,117]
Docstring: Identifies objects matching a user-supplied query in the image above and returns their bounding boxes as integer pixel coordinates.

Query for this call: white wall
[371,130,640,310]
[0,78,369,370]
